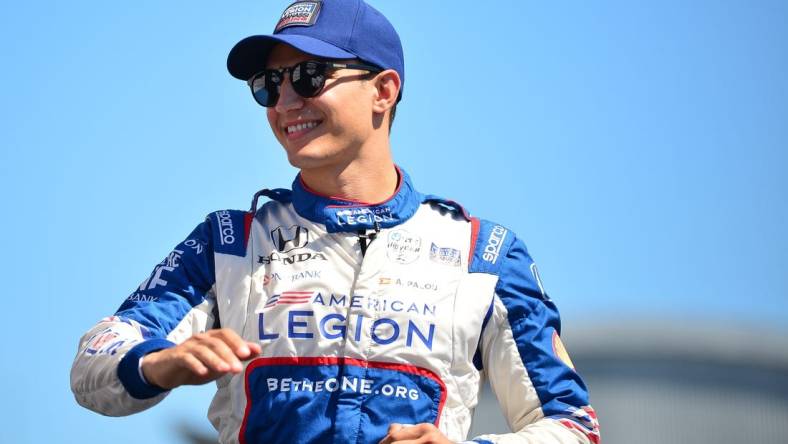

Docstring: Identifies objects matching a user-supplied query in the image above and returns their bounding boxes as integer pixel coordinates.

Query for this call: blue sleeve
[115,219,217,398]
[471,220,600,442]
[495,237,591,417]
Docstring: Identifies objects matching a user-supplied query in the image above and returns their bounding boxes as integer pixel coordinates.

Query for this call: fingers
[379,423,407,444]
[378,423,451,444]
[190,338,240,373]
[244,340,262,357]
[191,329,263,373]
[181,352,210,377]
[205,328,261,360]
[142,329,262,390]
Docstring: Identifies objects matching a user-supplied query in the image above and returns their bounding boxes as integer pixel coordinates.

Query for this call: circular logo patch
[386,229,422,264]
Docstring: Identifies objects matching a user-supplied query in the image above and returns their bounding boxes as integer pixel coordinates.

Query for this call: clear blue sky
[1,1,786,442]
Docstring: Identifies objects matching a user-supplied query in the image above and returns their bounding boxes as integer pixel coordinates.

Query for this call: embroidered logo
[429,243,461,267]
[275,1,322,32]
[264,291,316,308]
[271,225,310,253]
[386,229,422,264]
[482,225,508,264]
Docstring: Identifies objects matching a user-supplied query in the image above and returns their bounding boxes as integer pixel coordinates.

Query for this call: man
[71,1,600,443]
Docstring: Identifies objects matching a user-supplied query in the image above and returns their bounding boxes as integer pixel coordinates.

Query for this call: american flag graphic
[558,405,600,444]
[264,291,315,307]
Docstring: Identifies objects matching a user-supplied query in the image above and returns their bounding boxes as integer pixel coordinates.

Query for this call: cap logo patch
[275,1,322,32]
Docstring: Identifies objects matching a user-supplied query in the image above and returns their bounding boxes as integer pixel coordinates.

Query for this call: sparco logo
[271,225,310,253]
[215,211,235,246]
[258,252,328,265]
[482,225,508,264]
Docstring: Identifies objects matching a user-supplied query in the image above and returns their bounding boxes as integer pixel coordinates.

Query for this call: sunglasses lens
[291,61,326,98]
[251,72,280,107]
[249,62,331,107]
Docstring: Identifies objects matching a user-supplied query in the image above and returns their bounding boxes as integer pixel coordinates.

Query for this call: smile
[286,120,321,135]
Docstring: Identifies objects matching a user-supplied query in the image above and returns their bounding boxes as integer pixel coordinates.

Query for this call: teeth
[286,121,319,134]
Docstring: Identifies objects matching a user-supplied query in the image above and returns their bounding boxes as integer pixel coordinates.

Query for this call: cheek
[326,99,369,135]
[266,110,288,144]
[266,109,278,131]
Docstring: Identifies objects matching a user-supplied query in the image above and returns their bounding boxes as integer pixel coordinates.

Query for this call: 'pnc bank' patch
[275,1,322,32]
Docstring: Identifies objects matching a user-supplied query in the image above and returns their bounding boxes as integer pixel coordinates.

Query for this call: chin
[285,150,334,170]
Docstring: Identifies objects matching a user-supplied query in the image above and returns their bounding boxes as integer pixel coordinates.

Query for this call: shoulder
[469,219,549,301]
[418,191,548,301]
[417,194,528,270]
[420,194,472,221]
[206,187,294,256]
[203,209,251,256]
[468,219,520,275]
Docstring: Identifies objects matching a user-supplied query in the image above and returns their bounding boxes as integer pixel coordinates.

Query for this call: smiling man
[71,1,599,443]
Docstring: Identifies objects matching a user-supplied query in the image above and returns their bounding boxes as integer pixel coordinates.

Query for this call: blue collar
[291,167,423,233]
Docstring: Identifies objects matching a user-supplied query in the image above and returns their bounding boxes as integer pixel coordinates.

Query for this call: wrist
[139,349,167,389]
[117,339,175,399]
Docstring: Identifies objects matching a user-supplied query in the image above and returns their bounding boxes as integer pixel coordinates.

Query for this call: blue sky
[1,1,786,442]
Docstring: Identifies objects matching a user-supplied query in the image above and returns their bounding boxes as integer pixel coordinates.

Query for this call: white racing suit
[71,168,600,443]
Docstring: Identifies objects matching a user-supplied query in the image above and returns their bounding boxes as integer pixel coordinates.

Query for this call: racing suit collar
[291,166,422,233]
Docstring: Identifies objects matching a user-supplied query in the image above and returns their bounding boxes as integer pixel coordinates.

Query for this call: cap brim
[227,34,357,80]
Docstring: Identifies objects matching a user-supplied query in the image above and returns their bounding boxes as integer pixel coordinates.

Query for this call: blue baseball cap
[227,0,405,100]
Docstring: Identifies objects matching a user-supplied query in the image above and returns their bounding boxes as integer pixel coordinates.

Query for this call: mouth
[283,120,323,140]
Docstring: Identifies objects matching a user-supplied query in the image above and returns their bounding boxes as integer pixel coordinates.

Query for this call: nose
[274,73,304,113]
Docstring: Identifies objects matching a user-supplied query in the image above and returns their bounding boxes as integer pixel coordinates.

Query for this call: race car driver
[71,1,600,443]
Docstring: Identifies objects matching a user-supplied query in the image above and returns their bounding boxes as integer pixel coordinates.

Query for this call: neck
[299,146,399,204]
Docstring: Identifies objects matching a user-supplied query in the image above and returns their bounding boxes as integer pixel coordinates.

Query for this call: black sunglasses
[247,60,382,107]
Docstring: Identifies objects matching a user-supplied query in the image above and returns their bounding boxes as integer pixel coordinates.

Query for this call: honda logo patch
[270,225,310,253]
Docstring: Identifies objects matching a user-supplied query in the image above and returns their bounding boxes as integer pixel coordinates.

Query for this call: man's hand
[378,423,454,444]
[141,328,261,390]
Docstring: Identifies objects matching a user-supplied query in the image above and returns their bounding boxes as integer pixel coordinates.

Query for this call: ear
[371,69,401,114]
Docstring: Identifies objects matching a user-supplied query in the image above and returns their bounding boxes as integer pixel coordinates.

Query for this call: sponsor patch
[429,243,461,267]
[262,273,282,286]
[386,230,422,264]
[265,291,316,308]
[271,225,310,253]
[290,270,321,282]
[275,1,322,32]
[240,357,445,443]
[85,329,121,355]
[215,210,236,246]
[258,252,327,266]
[559,406,600,443]
[137,249,184,292]
[482,225,508,264]
[336,206,394,227]
[257,305,436,349]
[184,238,204,255]
[552,331,575,370]
[126,293,159,303]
